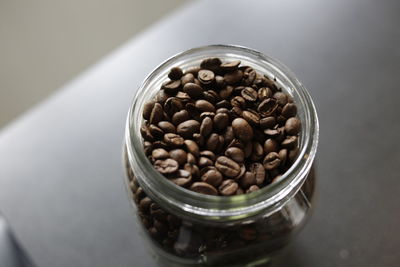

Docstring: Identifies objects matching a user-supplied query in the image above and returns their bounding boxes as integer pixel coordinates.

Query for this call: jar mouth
[125,44,319,222]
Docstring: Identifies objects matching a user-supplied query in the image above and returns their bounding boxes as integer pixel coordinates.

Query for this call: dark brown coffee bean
[198,157,214,168]
[264,139,279,153]
[143,141,153,156]
[231,106,243,117]
[285,117,301,135]
[258,98,278,117]
[140,125,154,142]
[277,115,287,125]
[151,141,168,150]
[164,97,183,116]
[218,179,238,196]
[185,66,200,76]
[201,169,223,187]
[215,100,231,109]
[235,164,246,181]
[242,110,260,125]
[251,142,264,161]
[281,136,298,149]
[172,110,189,126]
[169,149,187,165]
[143,101,155,120]
[246,185,260,193]
[264,128,280,137]
[263,152,281,170]
[150,103,164,124]
[220,60,241,72]
[224,147,244,163]
[273,92,288,106]
[184,140,200,158]
[200,117,213,138]
[199,166,217,177]
[216,108,229,114]
[240,171,256,189]
[279,149,288,167]
[168,67,183,80]
[195,100,215,113]
[198,69,215,84]
[139,197,152,215]
[152,148,169,159]
[199,112,215,121]
[154,158,179,174]
[200,150,216,161]
[203,90,219,104]
[288,147,300,163]
[206,133,220,151]
[223,126,235,144]
[154,90,169,103]
[232,118,253,142]
[231,96,246,108]
[181,73,195,86]
[193,133,205,147]
[282,103,297,118]
[258,87,272,101]
[243,68,256,85]
[224,70,243,85]
[200,58,222,73]
[215,156,241,178]
[215,75,225,88]
[190,182,218,196]
[219,85,234,99]
[162,80,181,94]
[187,153,197,165]
[158,121,176,133]
[185,103,201,120]
[213,113,229,131]
[184,163,200,178]
[149,124,164,139]
[183,83,203,99]
[249,163,266,185]
[241,87,258,102]
[176,120,200,138]
[169,169,192,187]
[260,116,276,129]
[164,133,184,146]
[228,138,245,149]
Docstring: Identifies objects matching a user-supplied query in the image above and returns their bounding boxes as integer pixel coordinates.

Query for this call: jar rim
[125,44,319,222]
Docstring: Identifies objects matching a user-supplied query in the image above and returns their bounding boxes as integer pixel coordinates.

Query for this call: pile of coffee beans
[140,57,301,196]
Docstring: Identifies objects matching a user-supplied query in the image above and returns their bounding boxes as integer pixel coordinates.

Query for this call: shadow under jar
[123,45,319,266]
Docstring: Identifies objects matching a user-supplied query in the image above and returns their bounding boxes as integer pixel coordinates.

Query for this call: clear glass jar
[123,45,319,266]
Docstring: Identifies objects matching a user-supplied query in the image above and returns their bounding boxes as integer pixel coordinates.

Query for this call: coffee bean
[200,117,213,138]
[200,58,222,73]
[273,92,288,106]
[218,179,239,196]
[223,126,235,144]
[241,87,258,102]
[200,150,216,161]
[184,163,200,178]
[201,169,223,187]
[154,90,169,103]
[277,115,287,125]
[246,185,260,193]
[213,113,229,131]
[288,147,300,163]
[158,121,176,133]
[232,118,253,142]
[219,85,234,99]
[164,97,183,116]
[224,70,243,85]
[243,68,256,86]
[224,147,244,163]
[183,83,203,99]
[187,153,197,165]
[264,128,280,137]
[240,172,256,189]
[184,140,200,158]
[215,100,231,109]
[152,148,169,159]
[251,142,264,161]
[169,149,187,165]
[169,169,192,187]
[162,80,181,94]
[220,60,240,72]
[278,149,288,167]
[203,90,219,104]
[249,163,266,185]
[235,164,246,180]
[282,103,297,118]
[195,100,216,113]
[185,103,201,120]
[215,156,241,178]
[181,73,195,85]
[164,133,184,147]
[185,66,200,76]
[149,124,164,139]
[258,98,278,117]
[263,152,281,170]
[260,116,276,129]
[206,133,221,151]
[150,103,164,124]
[168,67,183,80]
[264,139,279,153]
[172,110,190,126]
[140,125,154,142]
[231,96,246,109]
[176,120,200,138]
[242,110,260,125]
[190,182,218,196]
[271,174,283,183]
[143,101,155,120]
[154,158,179,174]
[215,75,225,88]
[143,141,153,156]
[198,157,214,168]
[285,117,301,135]
[193,133,205,147]
[198,69,215,85]
[258,87,272,101]
[139,197,152,213]
[281,136,298,149]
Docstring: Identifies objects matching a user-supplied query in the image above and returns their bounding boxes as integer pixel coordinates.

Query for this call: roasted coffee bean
[195,100,216,113]
[149,124,164,139]
[241,87,258,102]
[215,156,241,178]
[184,140,200,158]
[198,157,214,168]
[139,197,152,213]
[242,110,260,125]
[218,179,239,196]
[251,142,264,161]
[273,92,288,106]
[224,147,244,163]
[164,133,184,147]
[231,96,246,108]
[224,70,243,85]
[246,185,260,193]
[282,103,297,118]
[162,80,181,94]
[215,100,231,109]
[141,125,154,142]
[152,148,169,159]
[154,158,179,174]
[201,169,223,187]
[168,67,183,80]
[258,98,278,117]
[187,153,197,165]
[219,85,234,99]
[232,118,253,142]
[169,149,187,165]
[200,117,213,138]
[183,83,203,99]
[154,90,169,103]
[169,169,192,187]
[198,69,215,85]
[181,73,195,85]
[285,117,301,135]
[249,163,266,185]
[216,107,229,114]
[172,110,190,126]
[240,171,256,189]
[200,150,216,161]
[203,90,219,104]
[152,141,169,150]
[288,147,300,163]
[263,152,281,170]
[277,115,287,125]
[150,103,164,124]
[215,75,225,88]
[258,87,272,101]
[278,149,288,167]
[260,116,276,129]
[213,113,229,131]
[184,163,200,178]
[264,139,279,153]
[190,182,218,196]
[281,136,298,149]
[193,133,205,147]
[223,126,235,144]
[235,164,246,180]
[231,106,243,117]
[143,101,155,120]
[206,133,221,151]
[199,112,215,122]
[264,128,280,137]
[164,97,183,116]
[176,120,200,138]
[185,66,200,76]
[243,68,256,86]
[220,60,240,72]
[200,58,222,73]
[143,141,153,156]
[158,121,176,133]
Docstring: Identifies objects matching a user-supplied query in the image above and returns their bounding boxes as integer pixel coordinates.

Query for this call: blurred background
[0,0,188,128]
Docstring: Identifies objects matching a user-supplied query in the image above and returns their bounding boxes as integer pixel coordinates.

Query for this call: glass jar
[123,45,319,266]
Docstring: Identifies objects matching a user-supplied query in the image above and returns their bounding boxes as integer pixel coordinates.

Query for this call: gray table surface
[1,0,399,266]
